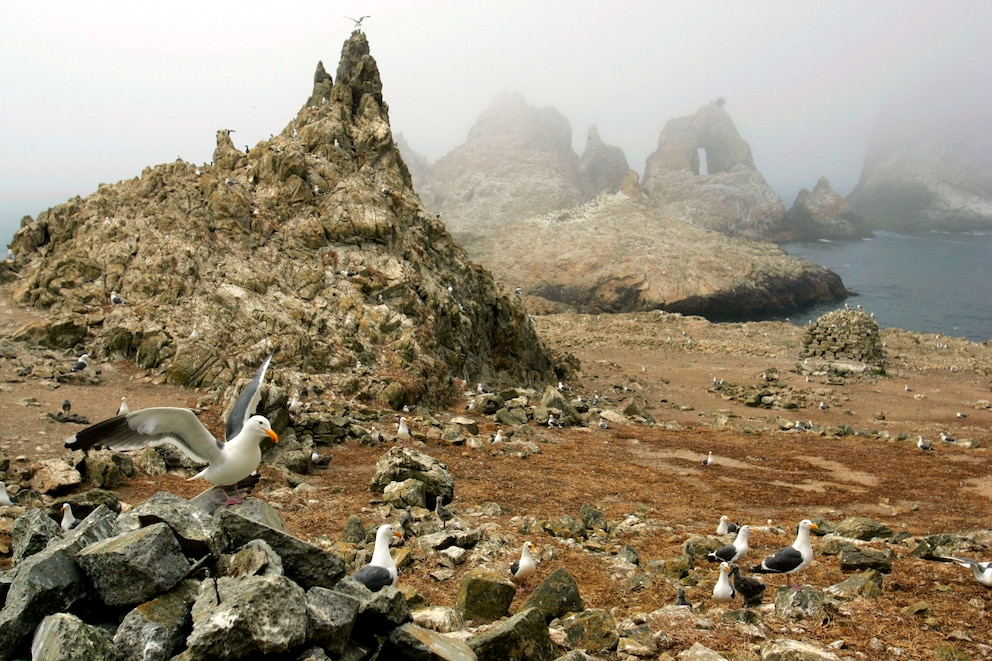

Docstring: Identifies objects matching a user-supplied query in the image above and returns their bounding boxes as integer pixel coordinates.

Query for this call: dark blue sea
[778,231,992,343]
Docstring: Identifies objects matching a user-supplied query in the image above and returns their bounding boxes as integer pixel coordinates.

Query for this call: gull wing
[66,407,222,464]
[759,546,802,573]
[226,352,273,441]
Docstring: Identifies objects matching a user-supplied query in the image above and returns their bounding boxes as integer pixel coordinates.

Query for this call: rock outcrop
[462,190,849,317]
[420,92,625,237]
[640,100,787,239]
[784,177,872,240]
[6,32,558,407]
[577,125,630,198]
[847,109,992,232]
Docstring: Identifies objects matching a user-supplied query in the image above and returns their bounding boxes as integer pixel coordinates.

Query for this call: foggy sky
[2,1,989,248]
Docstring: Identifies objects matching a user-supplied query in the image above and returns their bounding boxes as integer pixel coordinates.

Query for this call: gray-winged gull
[510,541,536,586]
[60,503,80,531]
[65,354,278,505]
[116,396,130,416]
[934,556,992,587]
[751,519,818,589]
[352,524,403,591]
[707,525,750,563]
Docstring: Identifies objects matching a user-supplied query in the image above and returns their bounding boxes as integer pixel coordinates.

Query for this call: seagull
[751,519,819,589]
[956,412,968,419]
[65,354,279,506]
[109,291,126,305]
[729,563,766,607]
[69,354,90,373]
[344,15,371,29]
[0,481,14,507]
[716,515,740,536]
[933,556,992,587]
[60,503,80,532]
[701,451,715,467]
[712,562,735,603]
[917,435,933,451]
[352,524,403,592]
[62,400,71,415]
[116,396,130,416]
[189,323,200,342]
[707,525,750,563]
[598,418,609,430]
[940,432,956,443]
[491,429,504,444]
[310,451,331,467]
[818,401,828,411]
[396,417,411,443]
[434,498,454,529]
[288,392,304,415]
[510,541,536,586]
[547,415,562,429]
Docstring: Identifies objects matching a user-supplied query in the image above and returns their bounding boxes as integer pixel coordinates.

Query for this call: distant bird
[752,519,818,589]
[904,384,912,392]
[547,415,562,429]
[344,15,371,29]
[434,498,454,529]
[932,556,992,587]
[940,432,956,443]
[598,418,609,430]
[352,524,403,592]
[712,562,735,603]
[370,426,385,443]
[65,354,279,506]
[116,396,130,416]
[794,420,807,431]
[708,525,750,563]
[491,429,504,444]
[310,451,331,467]
[818,401,828,411]
[109,291,126,305]
[956,412,968,419]
[476,382,486,395]
[729,563,766,607]
[70,354,90,373]
[716,515,740,536]
[189,323,200,342]
[917,435,933,451]
[288,392,304,415]
[674,586,691,607]
[396,417,411,443]
[60,503,80,532]
[510,541,536,585]
[701,451,715,467]
[62,399,71,415]
[0,481,13,507]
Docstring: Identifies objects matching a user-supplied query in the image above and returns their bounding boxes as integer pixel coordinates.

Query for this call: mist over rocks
[6,31,558,407]
[641,100,788,239]
[783,177,873,241]
[847,109,992,232]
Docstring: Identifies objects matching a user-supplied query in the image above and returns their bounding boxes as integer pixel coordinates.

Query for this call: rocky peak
[7,32,557,408]
[640,100,785,238]
[784,176,871,240]
[578,125,631,198]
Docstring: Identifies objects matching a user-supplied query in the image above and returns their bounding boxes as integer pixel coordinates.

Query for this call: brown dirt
[2,288,992,659]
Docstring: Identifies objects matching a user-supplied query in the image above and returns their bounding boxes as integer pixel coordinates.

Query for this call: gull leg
[222,484,243,506]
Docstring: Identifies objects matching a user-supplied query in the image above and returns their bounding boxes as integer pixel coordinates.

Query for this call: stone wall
[800,309,885,366]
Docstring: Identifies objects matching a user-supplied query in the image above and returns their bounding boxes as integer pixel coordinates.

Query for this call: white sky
[2,1,989,247]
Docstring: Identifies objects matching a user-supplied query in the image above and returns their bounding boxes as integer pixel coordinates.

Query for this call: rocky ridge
[6,32,558,409]
[783,177,872,241]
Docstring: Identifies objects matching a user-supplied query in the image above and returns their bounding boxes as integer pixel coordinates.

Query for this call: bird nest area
[2,297,992,659]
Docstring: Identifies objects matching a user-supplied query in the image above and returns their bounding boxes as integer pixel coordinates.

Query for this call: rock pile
[799,310,885,367]
[6,31,557,409]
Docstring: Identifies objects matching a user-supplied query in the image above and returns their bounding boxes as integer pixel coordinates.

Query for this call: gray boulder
[454,568,516,624]
[30,612,114,661]
[332,579,411,632]
[113,579,200,661]
[74,522,191,607]
[219,538,285,578]
[838,546,892,573]
[468,607,556,661]
[383,478,427,509]
[760,638,842,660]
[773,586,824,620]
[833,517,892,541]
[181,574,307,660]
[11,507,62,564]
[216,508,345,589]
[306,586,360,654]
[560,608,619,653]
[824,569,885,600]
[116,491,228,557]
[382,622,478,660]
[679,642,729,660]
[523,567,584,622]
[370,446,454,508]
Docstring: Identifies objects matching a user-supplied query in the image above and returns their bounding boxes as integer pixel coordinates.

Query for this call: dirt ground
[2,289,991,659]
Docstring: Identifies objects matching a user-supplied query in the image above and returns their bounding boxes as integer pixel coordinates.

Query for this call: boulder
[412,606,466,633]
[760,638,842,660]
[784,177,871,240]
[381,622,478,661]
[369,447,454,508]
[679,642,729,660]
[74,522,191,607]
[305,586,360,654]
[838,546,892,574]
[383,478,427,509]
[219,539,285,578]
[523,567,584,622]
[468,607,556,661]
[824,569,885,600]
[454,568,517,624]
[113,579,201,661]
[560,608,619,653]
[10,507,62,564]
[116,491,228,557]
[773,586,824,620]
[28,459,81,495]
[833,517,893,541]
[30,613,114,661]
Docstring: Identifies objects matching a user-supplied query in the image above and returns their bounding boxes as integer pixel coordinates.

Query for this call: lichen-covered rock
[454,568,516,625]
[116,491,227,557]
[468,607,555,661]
[760,638,842,660]
[560,608,619,653]
[113,580,200,661]
[30,612,114,661]
[10,507,62,564]
[833,516,893,541]
[369,446,454,507]
[523,567,584,622]
[381,622,477,661]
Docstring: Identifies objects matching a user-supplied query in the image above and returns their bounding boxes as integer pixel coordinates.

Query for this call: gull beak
[809,523,819,531]
[265,428,279,443]
[393,530,404,540]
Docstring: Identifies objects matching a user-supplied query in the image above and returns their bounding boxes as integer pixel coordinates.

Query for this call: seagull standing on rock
[917,436,933,451]
[716,515,739,535]
[352,524,403,591]
[396,417,411,443]
[60,503,79,532]
[70,354,90,373]
[701,451,715,467]
[0,481,14,507]
[110,291,126,305]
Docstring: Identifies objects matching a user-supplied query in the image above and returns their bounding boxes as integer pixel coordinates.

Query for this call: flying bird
[931,556,992,587]
[729,563,766,607]
[751,519,819,589]
[352,524,403,591]
[116,396,130,416]
[707,525,750,563]
[712,562,735,603]
[65,354,278,505]
[510,541,536,586]
[344,15,371,28]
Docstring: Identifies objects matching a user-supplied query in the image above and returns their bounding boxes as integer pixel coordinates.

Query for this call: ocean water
[778,231,992,343]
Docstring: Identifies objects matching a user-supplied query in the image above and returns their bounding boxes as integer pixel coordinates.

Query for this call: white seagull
[917,435,933,451]
[707,525,750,563]
[110,291,126,305]
[70,354,90,373]
[0,481,13,507]
[116,396,130,416]
[751,519,818,589]
[396,417,411,443]
[935,556,992,587]
[712,562,735,603]
[288,392,304,415]
[344,15,371,29]
[60,503,80,532]
[65,354,279,505]
[510,541,536,586]
[352,524,403,591]
[189,323,200,342]
[491,429,504,444]
[716,515,740,535]
[701,451,715,466]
